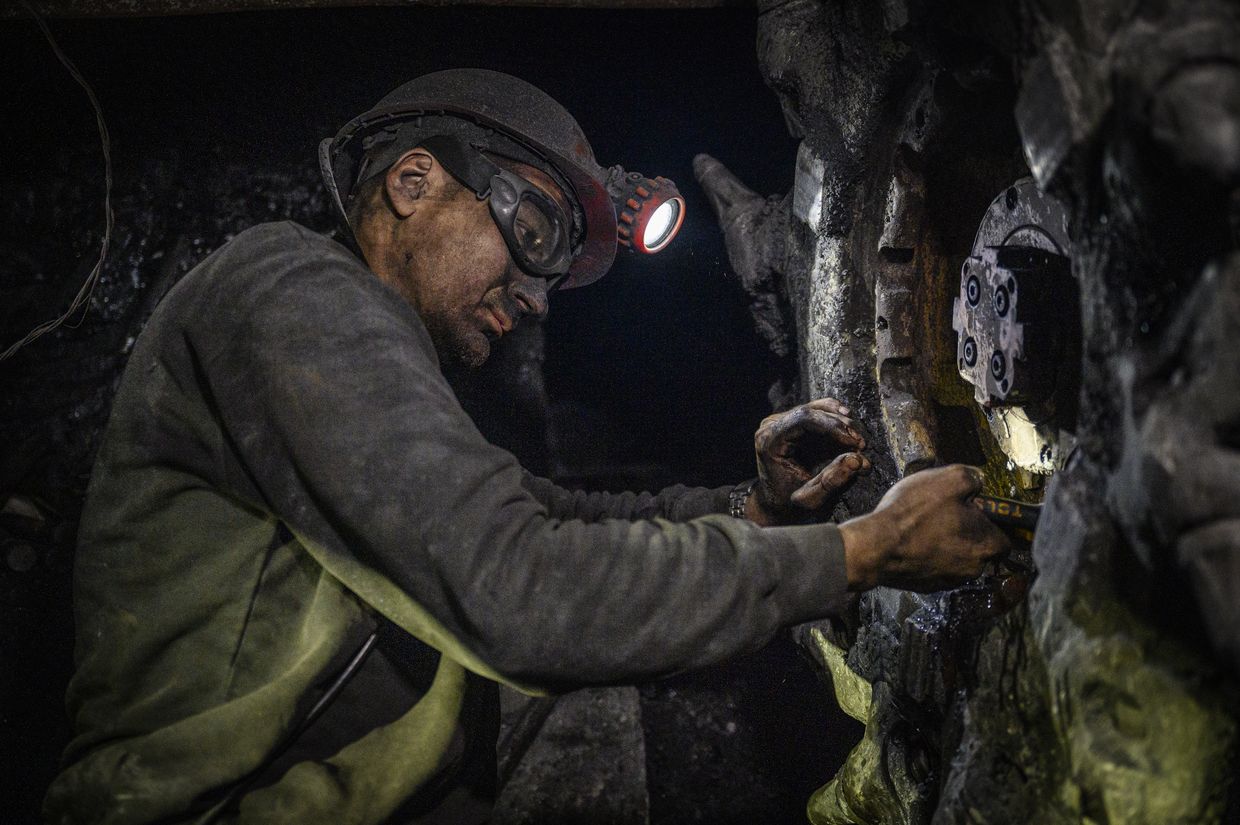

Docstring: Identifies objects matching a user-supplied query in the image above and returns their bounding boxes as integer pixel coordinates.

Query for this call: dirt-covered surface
[694,1,1240,822]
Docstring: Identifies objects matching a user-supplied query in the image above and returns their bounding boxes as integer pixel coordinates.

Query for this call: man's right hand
[838,465,1011,592]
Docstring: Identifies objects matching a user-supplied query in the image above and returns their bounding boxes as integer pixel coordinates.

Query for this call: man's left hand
[748,398,870,526]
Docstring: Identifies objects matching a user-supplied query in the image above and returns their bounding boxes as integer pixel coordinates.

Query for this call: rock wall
[698,0,1240,821]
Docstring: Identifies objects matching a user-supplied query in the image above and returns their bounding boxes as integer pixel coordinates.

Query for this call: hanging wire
[0,1,114,363]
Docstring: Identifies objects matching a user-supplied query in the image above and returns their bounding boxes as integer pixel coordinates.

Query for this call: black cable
[1,2,114,362]
[495,695,560,792]
[191,630,380,825]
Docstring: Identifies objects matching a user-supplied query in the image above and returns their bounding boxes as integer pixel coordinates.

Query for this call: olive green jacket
[44,222,849,825]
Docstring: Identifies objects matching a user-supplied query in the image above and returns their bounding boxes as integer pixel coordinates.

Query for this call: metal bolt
[966,275,981,307]
[963,337,978,367]
[990,351,1007,381]
[994,285,1010,317]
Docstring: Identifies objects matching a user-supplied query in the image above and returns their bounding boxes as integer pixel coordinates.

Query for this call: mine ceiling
[4,0,747,18]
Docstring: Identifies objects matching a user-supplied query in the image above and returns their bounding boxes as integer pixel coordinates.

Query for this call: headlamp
[608,170,686,255]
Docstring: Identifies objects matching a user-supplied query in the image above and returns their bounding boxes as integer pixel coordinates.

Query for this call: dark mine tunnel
[1,2,1238,825]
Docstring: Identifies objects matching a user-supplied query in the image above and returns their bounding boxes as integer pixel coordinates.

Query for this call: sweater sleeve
[519,471,733,523]
[190,226,850,691]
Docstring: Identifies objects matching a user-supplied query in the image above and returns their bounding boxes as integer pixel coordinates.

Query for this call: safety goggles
[418,134,577,279]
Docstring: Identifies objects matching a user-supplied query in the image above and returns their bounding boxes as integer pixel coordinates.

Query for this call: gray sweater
[45,222,849,825]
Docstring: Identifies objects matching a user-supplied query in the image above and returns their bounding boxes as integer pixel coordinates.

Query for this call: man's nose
[510,272,549,321]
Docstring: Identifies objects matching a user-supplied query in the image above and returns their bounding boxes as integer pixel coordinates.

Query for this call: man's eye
[519,221,550,248]
[515,221,536,245]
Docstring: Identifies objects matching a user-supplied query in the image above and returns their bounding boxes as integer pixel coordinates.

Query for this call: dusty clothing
[44,222,849,825]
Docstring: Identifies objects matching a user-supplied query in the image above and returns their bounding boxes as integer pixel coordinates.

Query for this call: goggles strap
[416,134,502,198]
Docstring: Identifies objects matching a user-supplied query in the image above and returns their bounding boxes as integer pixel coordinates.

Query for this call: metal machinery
[951,178,1079,475]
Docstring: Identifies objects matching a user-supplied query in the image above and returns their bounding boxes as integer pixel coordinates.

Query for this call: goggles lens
[487,169,573,277]
[512,195,568,271]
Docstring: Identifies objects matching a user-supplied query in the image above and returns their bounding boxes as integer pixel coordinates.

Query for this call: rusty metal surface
[875,148,938,477]
[1,0,751,19]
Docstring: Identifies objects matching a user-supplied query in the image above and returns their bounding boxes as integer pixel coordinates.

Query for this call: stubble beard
[426,314,491,370]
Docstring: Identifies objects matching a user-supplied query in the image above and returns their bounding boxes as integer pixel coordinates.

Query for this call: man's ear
[383,148,436,219]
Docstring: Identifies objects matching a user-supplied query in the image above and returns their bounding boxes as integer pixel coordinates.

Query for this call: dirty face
[375,152,565,368]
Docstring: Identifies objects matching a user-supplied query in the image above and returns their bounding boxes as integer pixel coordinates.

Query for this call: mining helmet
[320,68,619,289]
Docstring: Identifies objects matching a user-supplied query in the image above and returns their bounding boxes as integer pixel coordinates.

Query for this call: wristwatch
[729,478,758,520]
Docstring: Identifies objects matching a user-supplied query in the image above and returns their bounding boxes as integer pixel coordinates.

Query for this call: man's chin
[441,333,491,370]
[425,320,494,370]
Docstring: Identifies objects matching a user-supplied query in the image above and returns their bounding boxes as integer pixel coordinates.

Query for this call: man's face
[388,157,567,368]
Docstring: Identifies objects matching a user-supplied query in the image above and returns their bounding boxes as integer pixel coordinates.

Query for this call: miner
[44,69,1007,824]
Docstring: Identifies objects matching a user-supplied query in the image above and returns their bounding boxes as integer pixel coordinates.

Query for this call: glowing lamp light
[643,199,682,252]
[613,174,686,255]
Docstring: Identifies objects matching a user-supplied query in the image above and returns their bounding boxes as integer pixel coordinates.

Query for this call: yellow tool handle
[972,494,1041,531]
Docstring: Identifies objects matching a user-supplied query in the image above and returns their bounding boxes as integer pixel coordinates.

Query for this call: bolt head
[990,350,1007,381]
[963,337,978,367]
[994,285,1010,317]
[966,275,981,306]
